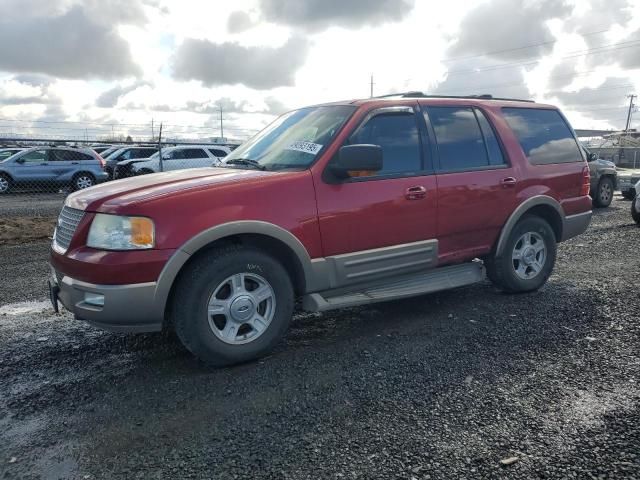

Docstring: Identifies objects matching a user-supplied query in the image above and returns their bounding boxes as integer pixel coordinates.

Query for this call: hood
[117,158,149,167]
[66,167,279,212]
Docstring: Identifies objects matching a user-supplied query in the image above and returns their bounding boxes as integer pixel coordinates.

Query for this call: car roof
[308,93,556,110]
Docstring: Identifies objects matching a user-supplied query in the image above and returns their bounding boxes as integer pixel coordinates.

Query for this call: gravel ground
[0,192,65,218]
[0,197,638,479]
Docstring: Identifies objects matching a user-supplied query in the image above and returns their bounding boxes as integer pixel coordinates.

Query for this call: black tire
[632,196,640,225]
[171,245,294,366]
[592,177,614,208]
[72,172,96,191]
[0,173,11,194]
[622,191,636,200]
[485,216,557,293]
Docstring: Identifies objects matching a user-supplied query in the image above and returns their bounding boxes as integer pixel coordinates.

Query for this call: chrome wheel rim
[207,273,276,345]
[512,232,546,280]
[0,177,8,192]
[76,176,93,189]
[600,182,612,203]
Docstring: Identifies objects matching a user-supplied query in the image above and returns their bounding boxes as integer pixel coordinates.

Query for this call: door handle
[405,186,427,200]
[71,162,79,165]
[501,177,517,187]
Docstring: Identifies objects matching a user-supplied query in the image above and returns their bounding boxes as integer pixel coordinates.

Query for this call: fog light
[84,292,105,307]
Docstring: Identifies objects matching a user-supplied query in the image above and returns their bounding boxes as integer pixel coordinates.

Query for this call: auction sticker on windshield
[285,141,323,155]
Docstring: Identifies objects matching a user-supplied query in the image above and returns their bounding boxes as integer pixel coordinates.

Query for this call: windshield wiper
[223,158,266,170]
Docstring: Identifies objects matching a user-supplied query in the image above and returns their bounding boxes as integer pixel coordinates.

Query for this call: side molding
[494,195,564,257]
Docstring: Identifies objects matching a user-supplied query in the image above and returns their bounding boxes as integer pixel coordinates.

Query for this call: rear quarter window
[502,108,582,165]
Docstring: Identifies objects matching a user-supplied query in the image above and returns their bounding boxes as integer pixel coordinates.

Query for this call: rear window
[502,108,582,165]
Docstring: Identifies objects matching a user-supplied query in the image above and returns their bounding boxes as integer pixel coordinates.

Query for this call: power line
[441,28,611,63]
[442,39,640,77]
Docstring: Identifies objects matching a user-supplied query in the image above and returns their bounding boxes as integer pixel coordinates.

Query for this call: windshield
[222,105,355,171]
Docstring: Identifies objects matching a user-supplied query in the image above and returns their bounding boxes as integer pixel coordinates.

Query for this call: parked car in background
[632,180,640,224]
[617,168,640,199]
[91,145,113,155]
[0,147,25,162]
[104,146,158,179]
[0,146,107,193]
[49,93,592,366]
[127,145,231,175]
[583,147,617,207]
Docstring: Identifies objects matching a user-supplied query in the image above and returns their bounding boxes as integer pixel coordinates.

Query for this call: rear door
[48,149,75,182]
[180,148,210,169]
[424,105,516,264]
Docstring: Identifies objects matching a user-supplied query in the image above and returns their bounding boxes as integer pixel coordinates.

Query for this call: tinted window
[51,150,94,161]
[502,108,581,165]
[349,112,421,176]
[183,148,206,159]
[20,150,47,163]
[210,149,228,157]
[475,110,506,166]
[429,107,488,171]
[133,148,156,159]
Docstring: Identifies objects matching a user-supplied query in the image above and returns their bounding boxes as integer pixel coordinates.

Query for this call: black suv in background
[104,146,158,179]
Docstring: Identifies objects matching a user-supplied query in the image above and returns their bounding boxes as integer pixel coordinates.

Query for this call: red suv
[49,93,592,365]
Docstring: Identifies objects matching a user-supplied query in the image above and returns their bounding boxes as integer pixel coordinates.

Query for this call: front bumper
[50,266,163,333]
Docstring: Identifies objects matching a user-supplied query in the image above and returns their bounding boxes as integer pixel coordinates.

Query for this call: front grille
[54,206,84,252]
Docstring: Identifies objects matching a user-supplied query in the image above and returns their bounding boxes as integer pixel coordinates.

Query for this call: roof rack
[375,91,534,102]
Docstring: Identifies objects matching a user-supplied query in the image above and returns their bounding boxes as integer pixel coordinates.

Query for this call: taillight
[580,165,590,196]
[97,154,106,169]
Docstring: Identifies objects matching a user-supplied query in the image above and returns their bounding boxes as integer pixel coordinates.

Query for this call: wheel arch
[154,221,314,323]
[494,196,564,257]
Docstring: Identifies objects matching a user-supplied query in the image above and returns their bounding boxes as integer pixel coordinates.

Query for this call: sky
[0,0,638,142]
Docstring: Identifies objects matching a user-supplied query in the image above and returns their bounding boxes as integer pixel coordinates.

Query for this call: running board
[302,262,485,312]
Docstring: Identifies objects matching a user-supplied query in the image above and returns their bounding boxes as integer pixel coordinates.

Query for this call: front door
[313,105,438,286]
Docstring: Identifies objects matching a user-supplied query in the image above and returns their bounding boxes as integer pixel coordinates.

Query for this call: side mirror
[331,144,383,179]
[587,152,598,161]
[15,158,25,164]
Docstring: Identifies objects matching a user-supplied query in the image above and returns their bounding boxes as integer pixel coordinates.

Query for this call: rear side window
[183,148,206,159]
[209,149,228,157]
[502,108,582,165]
[428,107,505,172]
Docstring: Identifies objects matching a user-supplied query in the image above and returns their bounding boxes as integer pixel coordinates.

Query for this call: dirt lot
[0,216,56,244]
[0,197,638,479]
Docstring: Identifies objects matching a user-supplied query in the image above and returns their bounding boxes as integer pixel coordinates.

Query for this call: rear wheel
[632,196,640,225]
[485,216,557,293]
[171,245,294,366]
[73,173,95,191]
[0,174,11,194]
[592,177,614,207]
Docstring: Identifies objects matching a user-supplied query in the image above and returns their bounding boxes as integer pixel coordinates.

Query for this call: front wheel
[0,174,11,194]
[171,245,294,366]
[485,216,557,293]
[632,196,640,225]
[592,177,614,208]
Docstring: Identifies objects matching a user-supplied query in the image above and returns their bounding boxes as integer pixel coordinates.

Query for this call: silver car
[0,146,108,194]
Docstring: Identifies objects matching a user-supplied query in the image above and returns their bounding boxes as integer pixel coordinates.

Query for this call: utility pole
[625,94,637,131]
[219,105,224,141]
[151,118,155,141]
[157,123,164,172]
[370,74,375,98]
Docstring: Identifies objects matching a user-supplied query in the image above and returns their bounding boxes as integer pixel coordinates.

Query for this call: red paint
[51,97,591,286]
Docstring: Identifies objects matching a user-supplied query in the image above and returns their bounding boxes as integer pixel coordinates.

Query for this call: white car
[632,179,640,225]
[125,145,231,175]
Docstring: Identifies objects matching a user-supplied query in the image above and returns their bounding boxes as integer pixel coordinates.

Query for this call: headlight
[87,214,155,250]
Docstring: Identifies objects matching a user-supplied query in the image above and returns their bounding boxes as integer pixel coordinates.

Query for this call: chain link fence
[0,138,245,246]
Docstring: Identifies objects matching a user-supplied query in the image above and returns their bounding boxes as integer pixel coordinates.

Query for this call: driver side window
[346,111,422,177]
